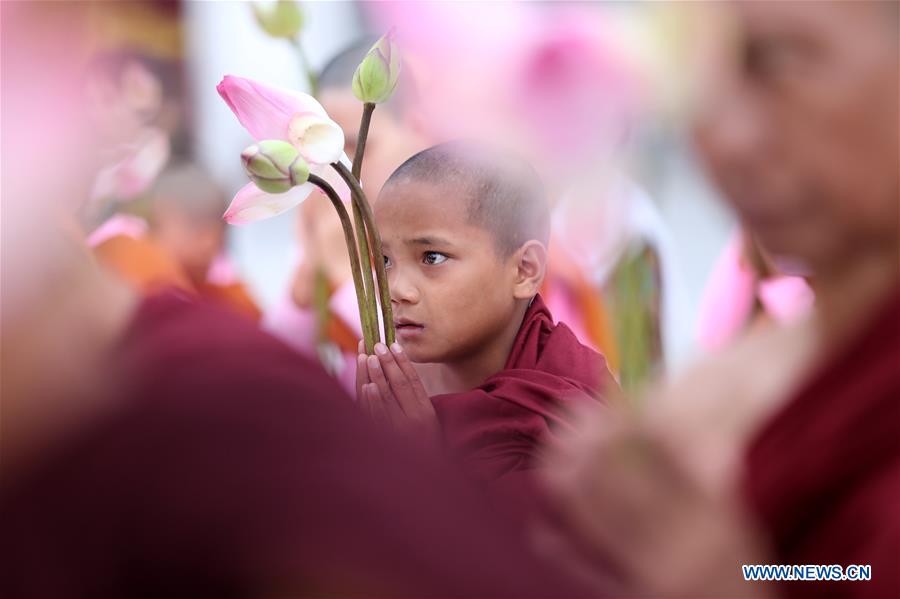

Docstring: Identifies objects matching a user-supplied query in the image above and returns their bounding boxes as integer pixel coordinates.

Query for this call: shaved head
[148,162,226,226]
[383,141,549,256]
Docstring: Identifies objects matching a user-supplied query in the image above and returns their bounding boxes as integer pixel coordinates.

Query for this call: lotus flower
[217,75,348,224]
[88,126,170,205]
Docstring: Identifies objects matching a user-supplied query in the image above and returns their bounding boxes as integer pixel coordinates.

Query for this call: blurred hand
[540,404,774,599]
[355,341,440,442]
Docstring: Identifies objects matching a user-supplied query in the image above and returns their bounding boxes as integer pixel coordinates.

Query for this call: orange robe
[93,234,261,322]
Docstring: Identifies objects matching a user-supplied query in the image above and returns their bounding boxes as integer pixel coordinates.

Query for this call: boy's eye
[383,255,393,269]
[423,251,448,266]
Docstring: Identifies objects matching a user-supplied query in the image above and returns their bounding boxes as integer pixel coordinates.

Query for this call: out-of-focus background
[8,0,792,392]
[191,2,732,367]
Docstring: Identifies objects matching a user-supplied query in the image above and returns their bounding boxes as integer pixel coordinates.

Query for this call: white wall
[653,138,735,369]
[184,0,363,309]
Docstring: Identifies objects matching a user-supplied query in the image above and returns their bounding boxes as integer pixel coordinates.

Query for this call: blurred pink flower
[89,126,171,205]
[697,232,814,351]
[514,12,643,169]
[86,213,149,248]
[217,75,348,224]
[365,3,643,177]
[83,57,172,213]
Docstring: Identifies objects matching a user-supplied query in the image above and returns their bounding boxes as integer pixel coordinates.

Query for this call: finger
[358,380,375,420]
[367,354,396,408]
[358,339,365,354]
[356,371,375,419]
[390,343,429,399]
[375,343,418,416]
[363,383,390,426]
[369,354,409,426]
[355,353,370,402]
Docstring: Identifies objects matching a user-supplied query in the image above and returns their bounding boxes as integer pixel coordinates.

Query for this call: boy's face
[376,180,521,364]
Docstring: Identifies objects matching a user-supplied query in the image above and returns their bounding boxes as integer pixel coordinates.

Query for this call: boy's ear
[512,240,547,300]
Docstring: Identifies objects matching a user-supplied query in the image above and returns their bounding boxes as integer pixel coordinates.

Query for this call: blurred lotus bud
[251,1,304,39]
[352,29,401,104]
[241,140,310,194]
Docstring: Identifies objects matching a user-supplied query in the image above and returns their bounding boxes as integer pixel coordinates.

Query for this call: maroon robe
[432,295,617,484]
[743,288,900,599]
[0,290,589,598]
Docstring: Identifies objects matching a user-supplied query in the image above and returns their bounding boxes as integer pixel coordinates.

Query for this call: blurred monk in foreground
[544,2,899,598]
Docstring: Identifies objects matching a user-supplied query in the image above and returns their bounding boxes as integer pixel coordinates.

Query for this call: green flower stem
[290,37,318,97]
[307,173,374,353]
[347,197,379,349]
[346,102,380,350]
[350,102,394,345]
[353,104,375,180]
[331,160,395,346]
[349,187,379,349]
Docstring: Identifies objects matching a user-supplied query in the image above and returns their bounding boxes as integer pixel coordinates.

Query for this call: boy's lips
[394,318,424,338]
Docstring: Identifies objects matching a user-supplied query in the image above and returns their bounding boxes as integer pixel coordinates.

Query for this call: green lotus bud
[241,140,310,194]
[352,29,401,104]
[251,1,304,40]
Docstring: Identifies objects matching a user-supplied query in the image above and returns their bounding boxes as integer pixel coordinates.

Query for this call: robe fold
[432,294,617,483]
[743,287,900,599]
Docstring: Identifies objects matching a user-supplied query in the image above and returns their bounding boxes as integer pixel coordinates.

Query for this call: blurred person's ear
[512,240,548,300]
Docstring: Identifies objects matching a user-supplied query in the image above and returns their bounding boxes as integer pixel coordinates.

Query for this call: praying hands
[356,341,440,440]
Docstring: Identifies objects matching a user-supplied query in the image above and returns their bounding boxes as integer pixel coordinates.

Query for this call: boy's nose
[388,269,420,305]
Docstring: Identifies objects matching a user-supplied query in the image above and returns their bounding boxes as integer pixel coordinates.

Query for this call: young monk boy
[356,141,618,485]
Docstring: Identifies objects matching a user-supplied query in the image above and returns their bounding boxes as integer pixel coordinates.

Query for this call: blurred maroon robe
[0,290,588,598]
[743,288,900,599]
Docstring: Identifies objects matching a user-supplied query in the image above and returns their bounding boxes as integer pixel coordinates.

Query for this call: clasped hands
[356,341,440,440]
